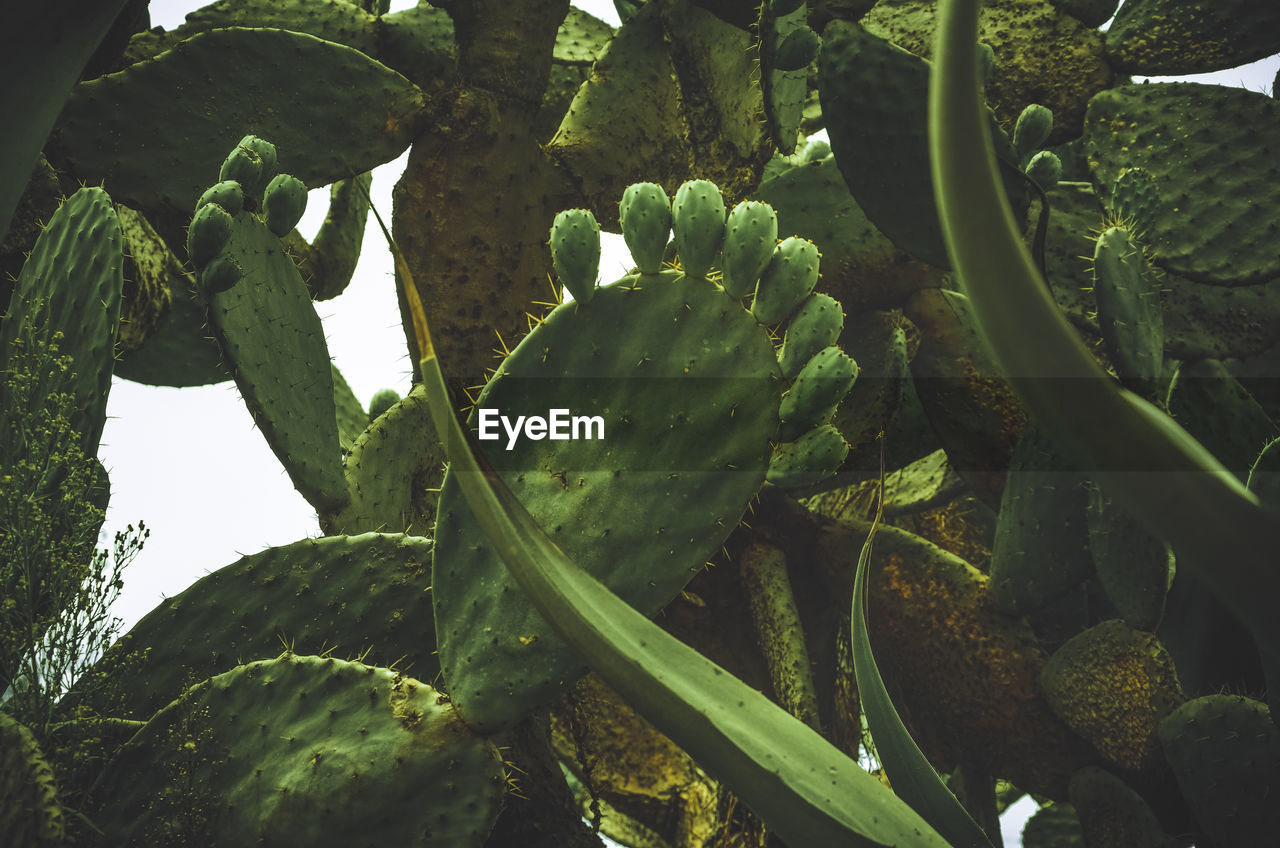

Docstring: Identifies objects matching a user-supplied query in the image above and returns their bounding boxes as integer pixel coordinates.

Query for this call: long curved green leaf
[928,0,1280,663]
[358,185,954,848]
[852,500,994,847]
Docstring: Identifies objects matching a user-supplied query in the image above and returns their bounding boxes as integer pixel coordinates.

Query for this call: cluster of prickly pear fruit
[5,0,1280,846]
[187,135,309,295]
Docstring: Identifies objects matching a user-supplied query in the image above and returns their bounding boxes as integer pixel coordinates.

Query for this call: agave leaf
[928,0,1280,664]
[356,182,953,848]
[852,490,995,848]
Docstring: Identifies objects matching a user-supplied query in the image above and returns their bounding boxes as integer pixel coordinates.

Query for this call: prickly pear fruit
[722,201,778,298]
[619,182,672,275]
[187,202,234,269]
[799,139,831,163]
[779,345,857,428]
[549,208,601,304]
[368,388,401,422]
[201,254,242,294]
[197,180,245,216]
[1013,104,1054,163]
[775,27,821,72]
[1026,150,1062,189]
[263,173,308,237]
[767,424,850,488]
[778,293,843,379]
[219,146,266,202]
[752,236,820,325]
[671,179,726,278]
[237,134,278,182]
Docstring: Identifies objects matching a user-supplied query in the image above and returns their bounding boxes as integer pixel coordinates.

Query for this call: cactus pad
[54,27,427,212]
[0,187,122,459]
[819,20,1026,269]
[1085,83,1280,285]
[91,654,504,847]
[67,534,437,722]
[433,183,859,731]
[1106,0,1280,75]
[195,152,349,513]
[1159,694,1280,846]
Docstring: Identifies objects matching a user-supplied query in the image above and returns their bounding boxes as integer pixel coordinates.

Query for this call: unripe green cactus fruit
[368,387,401,422]
[778,293,843,379]
[779,345,857,428]
[263,173,308,237]
[218,146,266,202]
[767,424,850,488]
[197,179,244,216]
[237,134,278,179]
[752,236,820,325]
[1025,150,1062,189]
[671,179,726,278]
[619,182,672,275]
[201,254,242,294]
[549,208,601,304]
[722,201,778,298]
[1013,103,1054,164]
[187,202,234,269]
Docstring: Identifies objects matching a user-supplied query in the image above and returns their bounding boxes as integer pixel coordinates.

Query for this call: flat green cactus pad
[65,534,437,723]
[1106,0,1280,76]
[433,270,784,732]
[114,271,232,387]
[205,193,349,513]
[325,384,444,536]
[1085,83,1280,286]
[90,654,504,847]
[54,27,427,213]
[554,6,614,64]
[0,187,122,458]
[759,1,811,154]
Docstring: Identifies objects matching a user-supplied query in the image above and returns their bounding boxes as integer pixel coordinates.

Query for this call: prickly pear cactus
[432,180,855,732]
[187,136,349,514]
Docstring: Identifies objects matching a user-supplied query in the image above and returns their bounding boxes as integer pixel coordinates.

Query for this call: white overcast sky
[95,3,1276,845]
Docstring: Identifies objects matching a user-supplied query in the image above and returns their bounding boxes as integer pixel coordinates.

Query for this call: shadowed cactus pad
[1159,694,1280,846]
[89,654,505,847]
